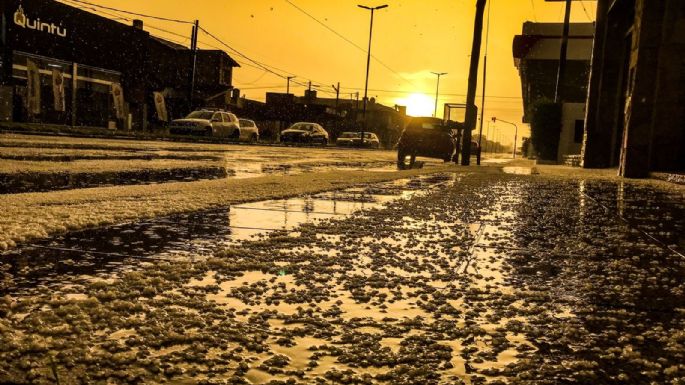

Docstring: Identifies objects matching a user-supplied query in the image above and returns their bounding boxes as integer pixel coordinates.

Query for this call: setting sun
[396,93,436,117]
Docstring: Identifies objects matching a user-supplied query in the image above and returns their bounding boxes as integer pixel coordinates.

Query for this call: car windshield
[239,119,252,126]
[186,111,214,120]
[340,132,359,138]
[291,124,314,131]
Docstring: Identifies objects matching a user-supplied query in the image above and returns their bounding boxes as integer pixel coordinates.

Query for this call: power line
[283,0,420,89]
[64,0,193,24]
[197,26,336,94]
[579,1,593,21]
[530,0,538,22]
[338,86,522,99]
[58,0,338,98]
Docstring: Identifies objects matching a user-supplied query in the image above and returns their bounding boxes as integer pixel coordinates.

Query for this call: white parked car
[169,110,240,138]
[238,119,260,143]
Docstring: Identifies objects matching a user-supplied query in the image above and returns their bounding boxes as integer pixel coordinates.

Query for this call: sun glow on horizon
[396,93,435,117]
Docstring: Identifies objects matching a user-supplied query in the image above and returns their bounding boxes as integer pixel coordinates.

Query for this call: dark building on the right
[582,0,685,177]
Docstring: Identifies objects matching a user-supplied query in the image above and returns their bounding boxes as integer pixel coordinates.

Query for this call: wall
[583,0,685,176]
[558,102,585,163]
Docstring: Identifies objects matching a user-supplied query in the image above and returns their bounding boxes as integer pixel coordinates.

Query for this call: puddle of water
[0,174,456,297]
[0,160,401,194]
[0,167,229,194]
[502,166,538,175]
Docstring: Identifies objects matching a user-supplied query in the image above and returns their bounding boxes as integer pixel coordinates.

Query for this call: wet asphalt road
[1,134,685,384]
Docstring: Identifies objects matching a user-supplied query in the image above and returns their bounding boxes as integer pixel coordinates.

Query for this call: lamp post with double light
[358,4,388,147]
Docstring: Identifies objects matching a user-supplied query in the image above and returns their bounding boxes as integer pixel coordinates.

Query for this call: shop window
[11,51,122,127]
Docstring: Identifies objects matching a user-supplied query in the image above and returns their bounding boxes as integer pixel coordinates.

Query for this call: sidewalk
[0,166,683,384]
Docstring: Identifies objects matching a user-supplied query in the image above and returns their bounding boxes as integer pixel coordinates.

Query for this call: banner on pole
[52,69,66,112]
[26,59,41,115]
[153,91,168,122]
[111,82,125,120]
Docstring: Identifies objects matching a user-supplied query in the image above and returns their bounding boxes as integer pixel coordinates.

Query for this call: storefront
[0,0,152,128]
[0,0,238,130]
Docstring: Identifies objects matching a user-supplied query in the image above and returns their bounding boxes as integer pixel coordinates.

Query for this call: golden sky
[65,0,597,145]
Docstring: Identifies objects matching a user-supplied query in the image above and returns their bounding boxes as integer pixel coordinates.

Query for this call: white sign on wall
[14,4,68,38]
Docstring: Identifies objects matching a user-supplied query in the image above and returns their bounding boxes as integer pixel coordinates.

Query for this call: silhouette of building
[242,90,407,147]
[582,0,685,177]
[513,22,595,163]
[0,0,239,130]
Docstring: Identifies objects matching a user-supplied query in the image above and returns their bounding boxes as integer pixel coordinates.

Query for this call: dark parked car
[280,122,329,145]
[396,117,480,169]
[396,117,455,169]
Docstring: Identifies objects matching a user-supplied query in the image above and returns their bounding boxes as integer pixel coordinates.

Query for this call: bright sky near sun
[61,0,597,145]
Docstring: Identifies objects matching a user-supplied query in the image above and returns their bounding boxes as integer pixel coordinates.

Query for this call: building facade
[513,22,595,163]
[582,0,685,177]
[0,0,238,130]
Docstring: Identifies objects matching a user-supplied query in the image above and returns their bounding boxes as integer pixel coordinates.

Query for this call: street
[1,134,684,384]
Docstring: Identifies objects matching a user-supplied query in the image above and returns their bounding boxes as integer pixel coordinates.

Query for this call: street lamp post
[431,72,447,118]
[492,117,519,158]
[358,4,388,147]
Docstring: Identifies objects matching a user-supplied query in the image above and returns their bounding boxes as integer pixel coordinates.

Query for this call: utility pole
[485,120,491,153]
[332,83,340,112]
[476,0,491,165]
[358,4,388,147]
[333,82,340,136]
[431,72,447,118]
[188,19,199,112]
[554,0,572,103]
[461,0,487,166]
[286,76,295,95]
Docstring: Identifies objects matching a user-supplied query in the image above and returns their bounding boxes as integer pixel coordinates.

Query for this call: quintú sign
[14,5,67,37]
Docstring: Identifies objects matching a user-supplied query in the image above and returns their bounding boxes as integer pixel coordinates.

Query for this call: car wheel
[231,128,240,140]
[321,138,328,146]
[204,127,213,137]
[250,133,258,144]
[397,147,416,170]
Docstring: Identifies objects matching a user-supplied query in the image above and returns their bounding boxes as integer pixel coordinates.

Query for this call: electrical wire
[197,26,336,94]
[57,0,458,101]
[579,1,593,21]
[283,0,420,89]
[530,0,538,22]
[58,0,338,97]
[338,86,522,99]
[65,0,193,24]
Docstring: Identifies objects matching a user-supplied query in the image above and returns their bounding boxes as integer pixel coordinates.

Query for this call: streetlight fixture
[431,72,447,118]
[358,4,388,147]
[492,117,519,158]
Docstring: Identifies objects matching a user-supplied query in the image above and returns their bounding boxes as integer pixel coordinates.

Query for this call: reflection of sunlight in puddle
[2,174,456,296]
[502,166,538,175]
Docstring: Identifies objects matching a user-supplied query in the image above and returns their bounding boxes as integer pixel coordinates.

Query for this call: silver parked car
[280,122,329,146]
[238,119,260,143]
[336,132,380,148]
[169,110,240,138]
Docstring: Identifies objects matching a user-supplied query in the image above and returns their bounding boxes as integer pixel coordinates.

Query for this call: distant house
[0,0,239,130]
[582,0,685,177]
[513,22,595,163]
